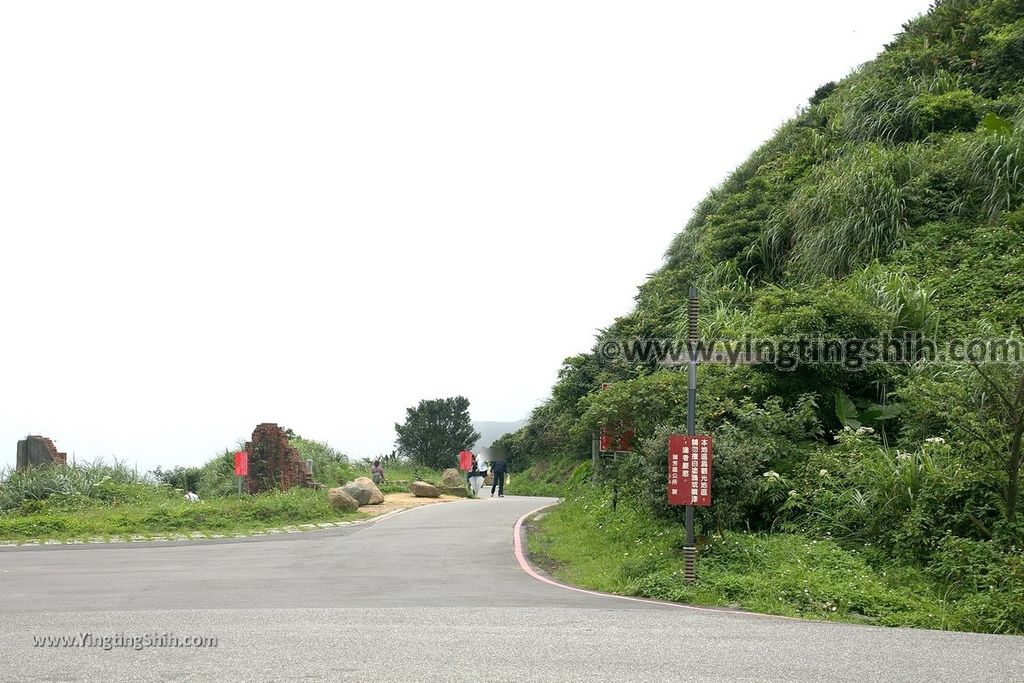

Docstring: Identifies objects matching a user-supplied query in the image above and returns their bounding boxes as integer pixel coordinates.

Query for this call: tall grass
[852,264,941,337]
[773,144,920,278]
[965,114,1024,220]
[192,438,359,497]
[0,459,141,512]
[289,437,355,488]
[826,69,973,143]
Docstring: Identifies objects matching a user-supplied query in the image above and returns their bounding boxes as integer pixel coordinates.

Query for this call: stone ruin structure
[16,435,68,470]
[243,423,315,493]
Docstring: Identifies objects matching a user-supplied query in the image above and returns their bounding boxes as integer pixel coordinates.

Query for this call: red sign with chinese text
[234,451,249,477]
[600,426,635,453]
[667,434,712,506]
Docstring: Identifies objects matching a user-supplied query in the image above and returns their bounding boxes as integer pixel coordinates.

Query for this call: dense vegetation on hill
[506,0,1024,633]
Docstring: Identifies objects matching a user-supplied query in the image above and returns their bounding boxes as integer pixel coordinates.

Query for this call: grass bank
[509,455,586,497]
[0,451,449,543]
[0,486,364,542]
[527,487,998,632]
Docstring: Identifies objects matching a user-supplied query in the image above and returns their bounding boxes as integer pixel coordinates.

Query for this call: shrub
[908,89,987,136]
[149,465,202,493]
[929,535,1024,634]
[634,396,820,532]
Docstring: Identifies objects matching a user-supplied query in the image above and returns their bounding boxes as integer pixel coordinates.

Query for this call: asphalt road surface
[2,496,1022,682]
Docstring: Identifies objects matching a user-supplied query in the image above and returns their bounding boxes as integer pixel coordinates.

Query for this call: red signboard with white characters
[234,451,249,477]
[600,425,635,453]
[667,434,712,506]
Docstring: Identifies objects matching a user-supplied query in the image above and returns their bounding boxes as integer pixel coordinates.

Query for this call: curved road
[1,496,1021,681]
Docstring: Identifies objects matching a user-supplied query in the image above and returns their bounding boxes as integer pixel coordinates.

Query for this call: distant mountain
[472,420,526,451]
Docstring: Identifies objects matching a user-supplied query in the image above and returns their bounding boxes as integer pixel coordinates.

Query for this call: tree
[395,396,480,469]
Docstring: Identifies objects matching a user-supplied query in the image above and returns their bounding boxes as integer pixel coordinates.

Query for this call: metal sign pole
[683,286,698,583]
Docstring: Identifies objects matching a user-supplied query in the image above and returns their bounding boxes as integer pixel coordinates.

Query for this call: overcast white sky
[0,1,932,471]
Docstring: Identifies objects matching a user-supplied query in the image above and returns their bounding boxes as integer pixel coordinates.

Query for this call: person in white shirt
[467,459,485,496]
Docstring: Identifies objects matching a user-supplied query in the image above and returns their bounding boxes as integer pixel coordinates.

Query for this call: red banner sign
[667,434,712,506]
[234,451,249,477]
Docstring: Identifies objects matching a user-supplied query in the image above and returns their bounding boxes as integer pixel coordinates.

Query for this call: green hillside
[506,0,1024,633]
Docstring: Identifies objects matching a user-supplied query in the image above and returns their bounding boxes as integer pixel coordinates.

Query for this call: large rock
[328,487,359,513]
[410,481,440,498]
[438,485,469,497]
[343,477,385,505]
[441,468,465,488]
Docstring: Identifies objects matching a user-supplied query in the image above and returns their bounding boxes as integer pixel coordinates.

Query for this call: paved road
[1,496,1021,681]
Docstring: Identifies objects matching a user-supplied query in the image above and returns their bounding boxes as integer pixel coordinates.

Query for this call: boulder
[328,487,359,513]
[410,481,440,498]
[441,468,465,488]
[438,485,469,497]
[343,477,385,505]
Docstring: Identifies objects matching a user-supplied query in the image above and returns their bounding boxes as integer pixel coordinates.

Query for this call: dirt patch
[356,492,472,518]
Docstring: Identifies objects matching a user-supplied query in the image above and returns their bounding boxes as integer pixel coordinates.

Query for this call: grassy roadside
[509,456,587,497]
[0,458,441,544]
[0,487,365,542]
[526,487,985,632]
[0,450,453,543]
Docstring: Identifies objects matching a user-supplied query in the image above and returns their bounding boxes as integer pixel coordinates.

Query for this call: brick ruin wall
[16,436,68,470]
[243,423,315,493]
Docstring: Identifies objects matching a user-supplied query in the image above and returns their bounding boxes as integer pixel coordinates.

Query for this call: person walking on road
[490,459,507,498]
[467,459,486,497]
